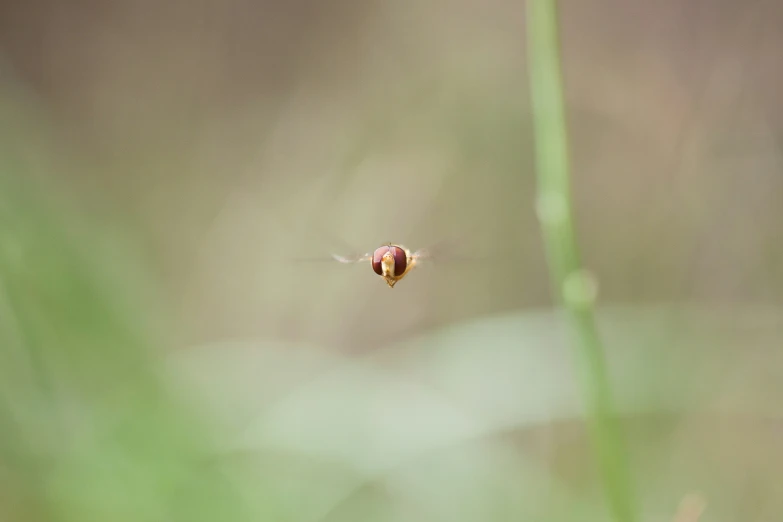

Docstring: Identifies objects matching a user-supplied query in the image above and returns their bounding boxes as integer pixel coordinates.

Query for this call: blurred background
[1,0,782,520]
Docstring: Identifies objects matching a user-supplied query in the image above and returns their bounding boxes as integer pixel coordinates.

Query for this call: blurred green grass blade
[525,2,637,522]
[0,103,275,521]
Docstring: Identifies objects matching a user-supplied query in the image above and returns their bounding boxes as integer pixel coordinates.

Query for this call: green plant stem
[525,2,637,522]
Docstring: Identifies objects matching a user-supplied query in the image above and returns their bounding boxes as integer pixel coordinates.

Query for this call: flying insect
[332,243,434,288]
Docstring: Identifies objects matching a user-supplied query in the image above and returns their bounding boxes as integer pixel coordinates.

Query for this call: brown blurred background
[3,3,783,521]
[1,0,781,352]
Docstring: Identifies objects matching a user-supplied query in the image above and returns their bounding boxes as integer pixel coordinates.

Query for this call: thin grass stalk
[525,1,637,521]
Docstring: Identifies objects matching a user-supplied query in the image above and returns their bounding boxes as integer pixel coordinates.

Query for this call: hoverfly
[331,243,434,288]
[289,217,478,289]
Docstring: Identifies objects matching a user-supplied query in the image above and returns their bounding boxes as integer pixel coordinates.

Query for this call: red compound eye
[390,245,407,276]
[371,245,408,277]
[371,246,389,275]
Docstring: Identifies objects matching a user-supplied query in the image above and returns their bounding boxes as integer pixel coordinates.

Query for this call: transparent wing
[283,215,373,265]
[331,252,372,264]
[411,236,469,264]
[411,234,502,266]
[290,251,371,264]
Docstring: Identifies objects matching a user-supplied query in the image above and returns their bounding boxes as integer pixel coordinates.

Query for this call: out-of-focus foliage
[0,92,271,522]
[174,305,783,522]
